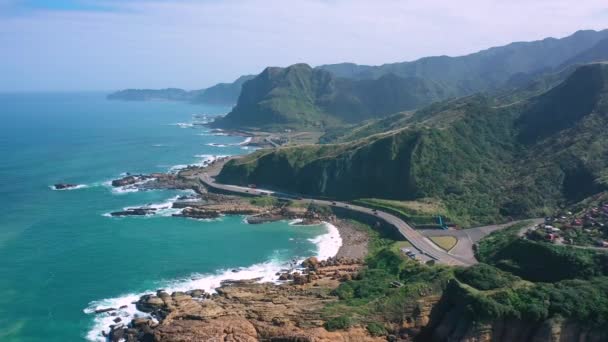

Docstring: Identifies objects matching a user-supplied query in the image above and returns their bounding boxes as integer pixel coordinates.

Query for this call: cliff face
[415,281,608,342]
[424,312,607,342]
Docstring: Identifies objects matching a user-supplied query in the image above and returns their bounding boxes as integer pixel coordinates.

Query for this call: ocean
[0,93,339,341]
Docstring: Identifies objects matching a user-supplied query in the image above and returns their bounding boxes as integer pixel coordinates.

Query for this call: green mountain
[107,75,255,105]
[211,63,451,129]
[319,29,608,89]
[559,37,608,69]
[106,88,191,101]
[218,63,608,225]
[190,75,255,105]
[213,29,608,130]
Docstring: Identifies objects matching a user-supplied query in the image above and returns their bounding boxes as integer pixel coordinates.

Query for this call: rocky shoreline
[99,254,369,342]
[95,194,373,341]
[93,159,382,341]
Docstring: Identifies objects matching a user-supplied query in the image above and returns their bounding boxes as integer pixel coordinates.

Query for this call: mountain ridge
[107,75,255,105]
[218,63,608,225]
[211,63,450,129]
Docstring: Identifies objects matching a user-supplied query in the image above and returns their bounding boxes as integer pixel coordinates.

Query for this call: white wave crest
[170,122,193,128]
[168,154,230,173]
[84,258,288,342]
[104,192,196,218]
[84,222,341,341]
[309,222,343,261]
[206,143,228,147]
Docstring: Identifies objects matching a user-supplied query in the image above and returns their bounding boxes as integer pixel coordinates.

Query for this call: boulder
[132,317,152,327]
[186,289,206,298]
[302,257,319,269]
[109,325,125,342]
[136,295,165,313]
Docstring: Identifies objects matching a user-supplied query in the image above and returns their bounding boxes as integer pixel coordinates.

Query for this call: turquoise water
[0,93,327,341]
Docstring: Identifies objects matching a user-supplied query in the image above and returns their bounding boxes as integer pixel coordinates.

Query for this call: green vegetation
[451,274,608,325]
[324,315,352,331]
[219,63,608,225]
[482,238,608,282]
[353,198,450,227]
[429,236,458,251]
[366,322,387,336]
[476,221,608,282]
[454,264,520,290]
[248,196,279,207]
[212,64,450,130]
[324,248,455,327]
[322,220,608,334]
[320,29,608,95]
[345,220,396,256]
[474,222,530,262]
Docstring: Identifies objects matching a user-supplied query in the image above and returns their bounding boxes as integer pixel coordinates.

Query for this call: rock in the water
[110,208,156,217]
[177,207,221,219]
[111,175,147,187]
[94,307,116,314]
[53,183,78,190]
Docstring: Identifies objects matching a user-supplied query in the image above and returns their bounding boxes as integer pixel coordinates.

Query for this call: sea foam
[168,154,230,173]
[84,222,341,341]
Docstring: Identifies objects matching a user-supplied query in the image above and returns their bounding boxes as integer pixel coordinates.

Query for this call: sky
[1,0,607,91]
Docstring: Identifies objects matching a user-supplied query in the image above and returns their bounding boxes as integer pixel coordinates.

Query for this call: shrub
[324,316,352,331]
[454,264,519,290]
[366,322,387,336]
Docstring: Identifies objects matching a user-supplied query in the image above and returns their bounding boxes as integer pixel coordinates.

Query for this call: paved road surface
[199,172,470,266]
[196,160,545,266]
[419,219,544,264]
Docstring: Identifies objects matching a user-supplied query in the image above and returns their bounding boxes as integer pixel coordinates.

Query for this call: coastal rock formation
[110,171,203,193]
[107,260,371,342]
[111,175,151,187]
[53,183,78,190]
[174,204,266,219]
[110,208,157,217]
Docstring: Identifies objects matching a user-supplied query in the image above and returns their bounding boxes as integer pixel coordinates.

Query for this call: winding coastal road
[198,170,473,266]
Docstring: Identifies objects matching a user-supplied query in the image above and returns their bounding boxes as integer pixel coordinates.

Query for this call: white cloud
[0,0,606,91]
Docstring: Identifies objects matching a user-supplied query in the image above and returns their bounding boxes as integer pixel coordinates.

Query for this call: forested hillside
[218,63,608,225]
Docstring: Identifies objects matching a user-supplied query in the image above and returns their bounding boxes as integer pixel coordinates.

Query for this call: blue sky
[1,0,607,91]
